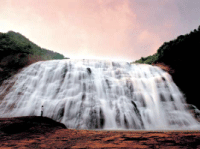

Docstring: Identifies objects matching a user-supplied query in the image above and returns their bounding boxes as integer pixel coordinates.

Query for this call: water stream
[0,59,199,130]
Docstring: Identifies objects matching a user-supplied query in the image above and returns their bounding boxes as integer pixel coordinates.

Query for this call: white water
[0,59,199,130]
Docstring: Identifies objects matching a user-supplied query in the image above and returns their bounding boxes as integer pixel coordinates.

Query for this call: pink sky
[1,0,200,62]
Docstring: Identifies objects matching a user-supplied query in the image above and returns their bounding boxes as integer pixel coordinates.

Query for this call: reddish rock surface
[0,117,200,148]
[153,62,175,74]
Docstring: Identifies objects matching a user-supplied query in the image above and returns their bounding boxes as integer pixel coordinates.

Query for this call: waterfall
[0,59,199,130]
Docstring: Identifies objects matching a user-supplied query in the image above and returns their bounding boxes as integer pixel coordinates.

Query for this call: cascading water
[0,59,199,130]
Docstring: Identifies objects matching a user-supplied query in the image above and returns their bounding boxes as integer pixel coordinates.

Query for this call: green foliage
[0,31,67,84]
[0,31,65,60]
[134,25,200,66]
[134,54,158,64]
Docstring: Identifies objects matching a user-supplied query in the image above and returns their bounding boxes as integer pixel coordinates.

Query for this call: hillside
[133,25,200,109]
[0,31,68,84]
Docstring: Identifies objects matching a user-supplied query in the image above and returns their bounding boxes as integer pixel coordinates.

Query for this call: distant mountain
[0,31,69,84]
[133,25,200,109]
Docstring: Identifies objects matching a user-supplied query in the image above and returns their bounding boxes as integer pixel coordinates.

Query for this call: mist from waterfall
[0,59,199,130]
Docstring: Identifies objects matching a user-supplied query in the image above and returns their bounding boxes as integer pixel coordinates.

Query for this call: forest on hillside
[134,26,200,65]
[0,31,68,84]
[134,25,200,109]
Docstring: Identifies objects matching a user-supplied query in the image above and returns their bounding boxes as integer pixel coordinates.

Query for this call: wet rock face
[87,67,92,75]
[154,62,200,110]
[185,104,200,121]
[0,59,200,130]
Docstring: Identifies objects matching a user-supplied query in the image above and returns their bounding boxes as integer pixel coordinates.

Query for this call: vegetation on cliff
[0,31,68,84]
[133,25,200,109]
[134,26,200,65]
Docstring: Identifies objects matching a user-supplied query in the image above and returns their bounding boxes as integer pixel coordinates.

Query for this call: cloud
[51,0,137,60]
[0,0,184,62]
[0,0,138,61]
[137,30,161,54]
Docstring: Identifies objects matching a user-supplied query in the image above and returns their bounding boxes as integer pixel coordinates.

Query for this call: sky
[1,0,200,62]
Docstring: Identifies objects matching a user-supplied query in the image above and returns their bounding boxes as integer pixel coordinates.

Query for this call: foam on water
[0,59,199,130]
